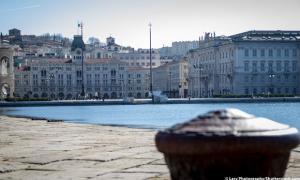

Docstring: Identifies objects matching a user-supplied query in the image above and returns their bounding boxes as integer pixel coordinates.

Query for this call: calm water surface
[1,102,300,129]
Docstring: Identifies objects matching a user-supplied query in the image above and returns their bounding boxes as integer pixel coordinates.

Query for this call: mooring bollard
[155,109,300,180]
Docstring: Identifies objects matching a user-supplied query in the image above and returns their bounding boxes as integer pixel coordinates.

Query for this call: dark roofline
[230,30,300,38]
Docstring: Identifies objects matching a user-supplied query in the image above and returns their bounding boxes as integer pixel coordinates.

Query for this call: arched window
[0,57,9,75]
[111,69,116,76]
[97,52,101,59]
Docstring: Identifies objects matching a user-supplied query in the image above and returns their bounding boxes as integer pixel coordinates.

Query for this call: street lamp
[268,73,276,96]
[149,23,154,103]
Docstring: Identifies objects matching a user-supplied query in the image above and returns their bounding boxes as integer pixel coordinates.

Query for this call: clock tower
[71,35,85,63]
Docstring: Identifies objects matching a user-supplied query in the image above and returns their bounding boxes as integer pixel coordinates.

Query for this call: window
[260,75,265,82]
[244,76,249,82]
[277,75,281,82]
[58,74,64,86]
[268,61,273,72]
[260,61,265,71]
[252,49,257,57]
[245,88,249,95]
[285,87,289,94]
[292,49,297,57]
[87,74,92,86]
[292,61,297,71]
[276,61,282,71]
[276,49,281,57]
[253,88,257,95]
[277,88,281,94]
[284,74,289,81]
[252,61,257,72]
[244,49,249,57]
[76,70,82,78]
[268,49,273,57]
[41,70,47,77]
[284,49,289,57]
[67,74,72,87]
[244,61,249,71]
[260,49,265,57]
[284,61,289,72]
[111,69,116,76]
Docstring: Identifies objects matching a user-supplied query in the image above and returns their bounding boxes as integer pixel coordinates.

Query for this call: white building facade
[188,30,300,97]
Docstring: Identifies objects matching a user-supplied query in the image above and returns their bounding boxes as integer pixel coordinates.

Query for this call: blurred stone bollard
[155,109,300,180]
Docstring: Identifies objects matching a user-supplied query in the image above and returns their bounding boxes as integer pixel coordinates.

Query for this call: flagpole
[80,22,85,98]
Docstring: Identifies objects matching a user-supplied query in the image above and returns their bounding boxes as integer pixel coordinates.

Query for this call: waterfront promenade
[1,97,300,107]
[0,116,300,179]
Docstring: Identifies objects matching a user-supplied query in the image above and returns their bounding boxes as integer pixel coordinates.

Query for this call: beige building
[14,35,151,99]
[153,58,188,98]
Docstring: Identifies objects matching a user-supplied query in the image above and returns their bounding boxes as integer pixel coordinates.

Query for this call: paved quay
[0,116,300,180]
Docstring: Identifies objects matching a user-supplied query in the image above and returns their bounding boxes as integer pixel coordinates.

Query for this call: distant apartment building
[113,48,161,68]
[14,35,150,99]
[188,30,300,97]
[85,47,114,59]
[159,41,199,58]
[153,58,188,98]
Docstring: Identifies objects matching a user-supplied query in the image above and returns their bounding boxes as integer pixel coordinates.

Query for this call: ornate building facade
[14,35,150,99]
[0,42,17,99]
[188,30,300,97]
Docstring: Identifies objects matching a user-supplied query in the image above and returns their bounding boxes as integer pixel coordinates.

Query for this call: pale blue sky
[0,0,300,48]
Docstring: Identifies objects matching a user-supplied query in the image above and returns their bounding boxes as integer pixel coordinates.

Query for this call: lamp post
[268,73,275,96]
[149,23,154,103]
[80,22,85,98]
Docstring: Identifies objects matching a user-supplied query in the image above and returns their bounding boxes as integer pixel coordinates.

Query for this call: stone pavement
[0,115,299,180]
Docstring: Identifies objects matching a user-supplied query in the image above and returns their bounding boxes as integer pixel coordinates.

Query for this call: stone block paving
[0,115,299,179]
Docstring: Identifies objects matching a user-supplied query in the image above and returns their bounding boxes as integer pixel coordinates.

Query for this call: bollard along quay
[155,109,300,180]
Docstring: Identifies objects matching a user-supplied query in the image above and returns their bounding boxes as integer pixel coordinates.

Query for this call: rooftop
[71,35,85,51]
[230,30,300,42]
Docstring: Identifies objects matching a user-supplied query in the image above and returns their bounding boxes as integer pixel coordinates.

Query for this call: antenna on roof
[80,22,83,37]
[77,21,83,36]
[77,21,80,35]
